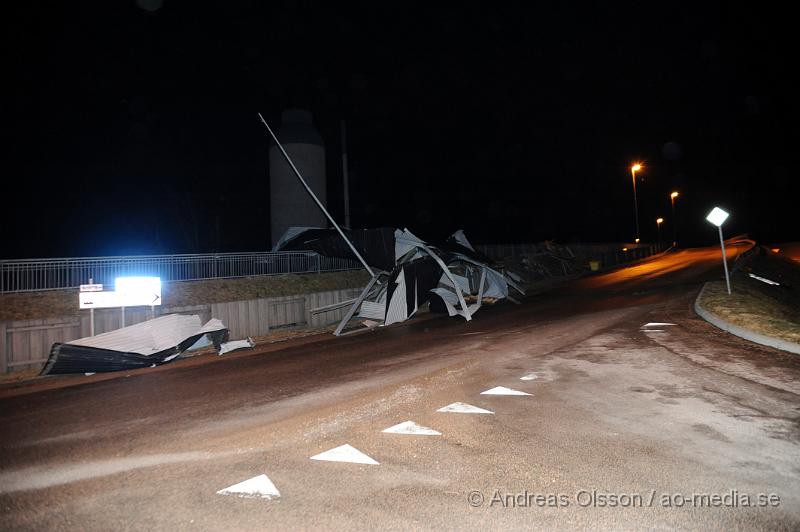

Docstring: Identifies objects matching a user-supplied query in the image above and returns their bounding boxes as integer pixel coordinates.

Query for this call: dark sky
[3,1,796,258]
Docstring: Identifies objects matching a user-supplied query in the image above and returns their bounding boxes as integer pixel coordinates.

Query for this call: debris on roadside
[258,113,583,337]
[275,227,526,334]
[218,337,255,355]
[40,314,230,375]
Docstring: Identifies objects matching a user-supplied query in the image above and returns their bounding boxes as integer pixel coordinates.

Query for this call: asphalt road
[2,244,799,531]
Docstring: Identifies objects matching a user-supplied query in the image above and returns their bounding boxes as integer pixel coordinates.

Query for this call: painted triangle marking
[481,386,532,396]
[310,444,379,465]
[382,420,441,435]
[217,474,280,500]
[642,322,676,327]
[520,372,538,381]
[436,402,494,414]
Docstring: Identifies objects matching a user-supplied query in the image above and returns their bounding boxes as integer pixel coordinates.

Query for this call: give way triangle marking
[217,474,280,500]
[437,402,494,414]
[382,420,441,435]
[310,444,379,465]
[481,386,532,396]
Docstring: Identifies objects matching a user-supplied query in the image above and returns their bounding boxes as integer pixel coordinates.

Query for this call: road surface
[2,244,799,531]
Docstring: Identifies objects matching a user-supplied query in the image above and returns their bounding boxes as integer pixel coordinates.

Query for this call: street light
[670,191,679,246]
[656,217,664,244]
[706,207,731,295]
[630,163,643,242]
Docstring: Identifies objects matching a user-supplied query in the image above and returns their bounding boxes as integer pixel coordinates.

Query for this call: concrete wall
[1,287,363,374]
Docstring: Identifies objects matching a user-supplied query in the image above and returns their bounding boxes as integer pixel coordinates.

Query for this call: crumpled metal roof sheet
[40,315,229,375]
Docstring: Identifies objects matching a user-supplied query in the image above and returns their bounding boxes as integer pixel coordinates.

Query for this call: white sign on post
[115,276,162,307]
[79,291,124,309]
[79,283,104,292]
[78,277,162,309]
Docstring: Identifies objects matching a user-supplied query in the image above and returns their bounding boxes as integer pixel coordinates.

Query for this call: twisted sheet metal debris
[256,112,584,336]
[41,314,231,375]
[275,227,525,335]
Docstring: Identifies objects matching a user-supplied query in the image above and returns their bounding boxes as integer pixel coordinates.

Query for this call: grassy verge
[697,253,800,345]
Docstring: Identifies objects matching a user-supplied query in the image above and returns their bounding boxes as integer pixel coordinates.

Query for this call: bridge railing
[0,251,361,293]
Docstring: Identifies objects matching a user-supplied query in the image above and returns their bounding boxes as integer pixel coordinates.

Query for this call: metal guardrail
[0,252,361,293]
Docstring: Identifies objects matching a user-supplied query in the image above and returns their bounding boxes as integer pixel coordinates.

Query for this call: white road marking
[436,402,494,414]
[481,386,532,396]
[217,474,280,500]
[642,322,676,327]
[748,273,780,285]
[310,444,379,465]
[382,421,441,435]
[520,372,538,381]
[642,329,666,332]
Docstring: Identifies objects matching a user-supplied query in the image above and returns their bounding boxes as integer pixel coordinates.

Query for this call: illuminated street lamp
[656,217,664,243]
[630,164,642,242]
[670,191,679,246]
[706,207,731,295]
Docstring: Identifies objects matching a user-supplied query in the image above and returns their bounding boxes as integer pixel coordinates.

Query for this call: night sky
[3,1,796,259]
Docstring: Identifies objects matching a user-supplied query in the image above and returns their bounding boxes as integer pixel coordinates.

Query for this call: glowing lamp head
[634,238,640,243]
[670,191,679,199]
[631,164,642,172]
[656,218,664,224]
[705,207,729,227]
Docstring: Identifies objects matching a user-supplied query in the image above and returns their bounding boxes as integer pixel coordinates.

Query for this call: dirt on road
[1,246,798,531]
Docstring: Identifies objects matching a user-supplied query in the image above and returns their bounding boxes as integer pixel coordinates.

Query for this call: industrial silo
[269,109,327,246]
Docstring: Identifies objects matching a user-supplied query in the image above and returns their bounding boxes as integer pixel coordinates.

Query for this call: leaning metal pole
[718,225,731,295]
[258,112,375,278]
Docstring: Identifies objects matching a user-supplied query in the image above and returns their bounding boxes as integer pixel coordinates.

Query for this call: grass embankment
[697,251,800,345]
[0,270,371,322]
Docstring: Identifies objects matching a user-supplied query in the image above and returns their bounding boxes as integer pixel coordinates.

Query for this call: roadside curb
[694,282,800,355]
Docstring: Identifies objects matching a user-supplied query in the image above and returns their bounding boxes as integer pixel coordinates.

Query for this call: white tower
[269,109,326,246]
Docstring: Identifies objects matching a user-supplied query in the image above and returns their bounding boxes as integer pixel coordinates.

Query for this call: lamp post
[706,207,731,295]
[656,217,664,245]
[631,164,642,243]
[670,191,679,246]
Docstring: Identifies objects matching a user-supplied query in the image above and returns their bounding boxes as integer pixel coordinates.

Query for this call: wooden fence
[0,287,364,373]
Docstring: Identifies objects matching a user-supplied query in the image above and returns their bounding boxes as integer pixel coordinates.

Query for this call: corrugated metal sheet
[384,268,408,326]
[40,314,230,375]
[68,314,223,355]
[438,272,471,293]
[359,300,386,320]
